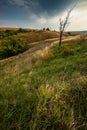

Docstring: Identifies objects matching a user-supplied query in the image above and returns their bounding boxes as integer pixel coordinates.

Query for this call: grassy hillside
[0,27,60,41]
[0,27,68,43]
[18,30,60,43]
[0,27,69,61]
[0,38,87,129]
[0,28,60,60]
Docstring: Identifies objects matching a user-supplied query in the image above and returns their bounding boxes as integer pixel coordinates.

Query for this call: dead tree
[59,8,74,47]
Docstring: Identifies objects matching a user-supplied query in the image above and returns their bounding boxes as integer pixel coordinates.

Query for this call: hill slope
[0,27,69,43]
[0,37,87,129]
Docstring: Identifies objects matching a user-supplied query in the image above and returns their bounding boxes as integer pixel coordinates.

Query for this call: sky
[0,0,87,31]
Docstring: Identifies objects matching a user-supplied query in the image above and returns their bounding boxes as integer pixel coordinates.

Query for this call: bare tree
[58,7,74,47]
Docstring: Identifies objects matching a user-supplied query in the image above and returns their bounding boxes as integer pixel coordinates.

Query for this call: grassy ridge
[0,40,87,129]
[0,28,60,43]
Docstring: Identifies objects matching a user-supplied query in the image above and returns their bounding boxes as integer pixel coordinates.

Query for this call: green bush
[17,28,29,33]
[0,36,26,57]
[5,30,18,36]
[0,32,6,39]
[0,30,18,39]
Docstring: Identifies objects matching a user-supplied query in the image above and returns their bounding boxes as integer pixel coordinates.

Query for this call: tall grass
[0,39,87,129]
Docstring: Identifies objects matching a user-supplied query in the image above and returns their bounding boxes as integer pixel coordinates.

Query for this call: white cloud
[36,18,47,24]
[66,1,87,31]
[68,9,87,31]
[1,0,87,31]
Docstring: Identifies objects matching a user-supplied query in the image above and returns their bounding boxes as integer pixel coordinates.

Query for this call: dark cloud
[39,0,74,13]
[0,0,77,14]
[0,0,78,21]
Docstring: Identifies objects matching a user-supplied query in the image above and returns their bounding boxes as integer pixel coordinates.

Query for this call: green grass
[0,39,87,130]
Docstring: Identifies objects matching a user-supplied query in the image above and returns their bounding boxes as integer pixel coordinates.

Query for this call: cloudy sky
[0,0,87,31]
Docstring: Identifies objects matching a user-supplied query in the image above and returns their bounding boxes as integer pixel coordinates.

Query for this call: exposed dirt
[0,35,80,77]
[0,35,80,63]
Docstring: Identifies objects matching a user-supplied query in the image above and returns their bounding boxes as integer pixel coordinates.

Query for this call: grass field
[0,35,87,130]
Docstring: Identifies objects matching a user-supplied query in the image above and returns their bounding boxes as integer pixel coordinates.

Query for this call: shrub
[5,30,17,36]
[46,28,50,31]
[1,36,26,57]
[43,28,45,31]
[0,32,6,38]
[17,28,29,33]
[67,32,71,36]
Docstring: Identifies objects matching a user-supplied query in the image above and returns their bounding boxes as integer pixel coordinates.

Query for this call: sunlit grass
[0,39,87,129]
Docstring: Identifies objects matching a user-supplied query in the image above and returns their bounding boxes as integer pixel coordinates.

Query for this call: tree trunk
[59,31,63,47]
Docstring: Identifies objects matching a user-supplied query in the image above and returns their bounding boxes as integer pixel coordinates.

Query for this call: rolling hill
[0,27,87,130]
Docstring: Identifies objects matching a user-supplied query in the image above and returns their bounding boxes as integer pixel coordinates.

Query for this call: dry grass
[0,27,69,43]
[18,30,60,43]
[0,27,19,31]
[0,27,33,31]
